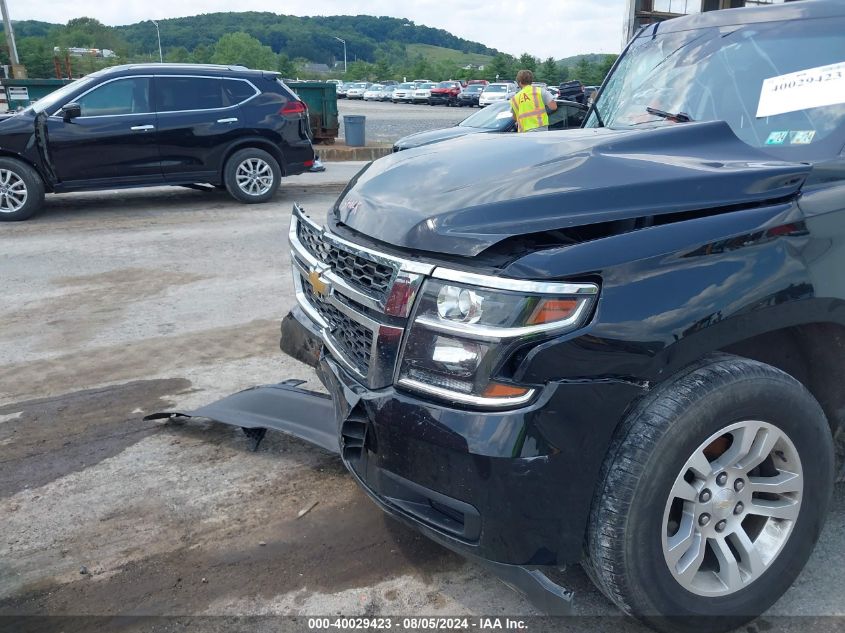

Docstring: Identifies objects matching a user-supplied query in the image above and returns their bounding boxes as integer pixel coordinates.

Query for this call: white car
[479,82,518,107]
[363,84,386,101]
[412,82,436,104]
[392,82,416,103]
[345,82,371,99]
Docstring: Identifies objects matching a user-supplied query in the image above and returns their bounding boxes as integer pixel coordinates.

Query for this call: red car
[428,80,463,106]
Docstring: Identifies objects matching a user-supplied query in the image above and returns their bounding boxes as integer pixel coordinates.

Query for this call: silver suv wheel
[662,420,803,596]
[0,168,29,213]
[235,158,274,197]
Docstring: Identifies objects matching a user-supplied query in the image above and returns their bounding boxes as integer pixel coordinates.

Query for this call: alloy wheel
[0,169,28,213]
[235,158,274,197]
[662,420,803,596]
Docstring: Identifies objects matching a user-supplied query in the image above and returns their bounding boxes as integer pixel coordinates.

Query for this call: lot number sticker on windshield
[757,61,845,118]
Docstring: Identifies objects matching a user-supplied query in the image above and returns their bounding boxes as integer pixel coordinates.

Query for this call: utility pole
[0,0,20,68]
[334,37,346,74]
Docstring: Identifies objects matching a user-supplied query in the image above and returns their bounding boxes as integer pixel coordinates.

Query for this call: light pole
[0,0,19,67]
[334,36,346,74]
[152,20,163,63]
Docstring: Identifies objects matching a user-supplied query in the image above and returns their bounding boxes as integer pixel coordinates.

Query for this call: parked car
[391,82,416,103]
[456,84,485,107]
[428,80,463,106]
[0,63,315,221]
[478,82,517,106]
[412,79,433,85]
[392,99,587,151]
[412,82,437,104]
[466,79,489,86]
[336,82,352,99]
[379,80,398,87]
[363,84,387,101]
[201,1,845,631]
[345,82,371,100]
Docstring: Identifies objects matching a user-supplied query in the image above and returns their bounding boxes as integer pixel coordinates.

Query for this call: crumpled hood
[334,121,811,257]
[394,125,488,150]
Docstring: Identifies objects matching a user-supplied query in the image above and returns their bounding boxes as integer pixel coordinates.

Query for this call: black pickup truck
[159,2,844,631]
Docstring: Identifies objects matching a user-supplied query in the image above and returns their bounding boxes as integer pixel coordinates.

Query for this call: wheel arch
[0,150,50,189]
[220,138,286,180]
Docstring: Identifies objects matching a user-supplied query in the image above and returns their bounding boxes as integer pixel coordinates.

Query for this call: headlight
[397,270,598,408]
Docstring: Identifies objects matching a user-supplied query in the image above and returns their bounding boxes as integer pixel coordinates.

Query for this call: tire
[0,157,45,222]
[583,354,834,633]
[223,148,281,204]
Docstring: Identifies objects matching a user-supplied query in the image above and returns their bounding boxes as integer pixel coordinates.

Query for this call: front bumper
[280,306,642,567]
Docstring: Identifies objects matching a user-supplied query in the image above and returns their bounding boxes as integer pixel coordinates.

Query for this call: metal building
[622,0,797,46]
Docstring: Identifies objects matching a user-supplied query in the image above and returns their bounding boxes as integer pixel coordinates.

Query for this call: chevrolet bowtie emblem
[308,269,329,297]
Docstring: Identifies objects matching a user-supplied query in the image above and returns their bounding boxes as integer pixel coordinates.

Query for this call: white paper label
[756,61,845,118]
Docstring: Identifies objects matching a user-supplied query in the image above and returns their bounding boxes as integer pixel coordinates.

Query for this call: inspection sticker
[765,131,789,145]
[756,61,845,118]
[790,130,816,145]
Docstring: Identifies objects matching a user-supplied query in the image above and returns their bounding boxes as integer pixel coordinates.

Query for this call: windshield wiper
[646,107,693,123]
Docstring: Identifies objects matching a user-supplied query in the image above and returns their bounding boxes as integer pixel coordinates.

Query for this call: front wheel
[223,148,281,204]
[0,158,45,222]
[584,355,834,633]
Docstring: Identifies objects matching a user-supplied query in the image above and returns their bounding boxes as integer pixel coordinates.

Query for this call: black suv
[0,63,315,221]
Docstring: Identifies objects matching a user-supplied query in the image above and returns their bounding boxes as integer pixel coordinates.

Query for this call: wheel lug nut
[716,472,728,486]
[734,502,744,515]
[734,479,745,492]
[699,489,712,503]
[699,513,711,527]
[715,520,727,533]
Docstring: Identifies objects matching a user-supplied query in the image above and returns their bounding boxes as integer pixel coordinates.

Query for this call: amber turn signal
[482,382,532,399]
[527,298,579,325]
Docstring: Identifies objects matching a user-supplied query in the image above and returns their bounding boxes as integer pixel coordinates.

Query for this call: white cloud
[7,0,626,59]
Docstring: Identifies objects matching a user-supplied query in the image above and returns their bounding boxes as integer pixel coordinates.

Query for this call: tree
[573,57,592,83]
[539,57,559,86]
[165,46,191,63]
[190,44,213,64]
[211,32,277,70]
[277,53,298,78]
[488,52,514,82]
[17,37,55,78]
[517,52,537,73]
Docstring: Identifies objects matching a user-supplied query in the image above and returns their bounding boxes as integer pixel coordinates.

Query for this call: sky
[6,0,628,60]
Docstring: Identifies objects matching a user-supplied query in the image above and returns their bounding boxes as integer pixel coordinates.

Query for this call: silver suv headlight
[397,269,599,408]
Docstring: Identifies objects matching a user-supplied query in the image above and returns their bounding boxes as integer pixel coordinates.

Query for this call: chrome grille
[301,275,373,374]
[290,205,433,389]
[297,220,395,298]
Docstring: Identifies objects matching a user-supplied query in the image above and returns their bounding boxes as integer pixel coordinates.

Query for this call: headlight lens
[397,276,598,408]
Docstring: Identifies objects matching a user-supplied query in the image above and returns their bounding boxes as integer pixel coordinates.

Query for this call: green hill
[406,44,492,66]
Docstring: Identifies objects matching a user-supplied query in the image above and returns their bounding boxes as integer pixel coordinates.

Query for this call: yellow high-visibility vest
[510,86,549,133]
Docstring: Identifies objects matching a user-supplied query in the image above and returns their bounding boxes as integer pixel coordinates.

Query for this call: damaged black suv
[167,2,845,631]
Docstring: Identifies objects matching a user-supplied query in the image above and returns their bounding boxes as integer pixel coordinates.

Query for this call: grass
[406,43,493,66]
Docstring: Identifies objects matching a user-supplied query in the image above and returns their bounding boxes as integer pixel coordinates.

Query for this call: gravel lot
[336,99,469,144]
[0,167,843,631]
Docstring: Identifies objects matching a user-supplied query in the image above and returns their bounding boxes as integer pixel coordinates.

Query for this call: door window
[76,78,152,117]
[223,79,257,106]
[156,77,225,112]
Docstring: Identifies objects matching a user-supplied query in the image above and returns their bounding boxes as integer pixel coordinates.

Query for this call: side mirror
[61,103,81,121]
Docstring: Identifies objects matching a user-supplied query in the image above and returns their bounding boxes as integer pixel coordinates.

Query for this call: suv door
[154,76,251,183]
[46,76,162,185]
[549,103,588,130]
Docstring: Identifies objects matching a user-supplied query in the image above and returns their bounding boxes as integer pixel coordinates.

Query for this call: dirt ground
[0,178,843,632]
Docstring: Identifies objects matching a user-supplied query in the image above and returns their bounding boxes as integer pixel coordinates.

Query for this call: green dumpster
[1,78,75,111]
[287,81,339,145]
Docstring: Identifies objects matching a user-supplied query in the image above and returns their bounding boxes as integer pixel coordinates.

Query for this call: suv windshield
[588,16,845,155]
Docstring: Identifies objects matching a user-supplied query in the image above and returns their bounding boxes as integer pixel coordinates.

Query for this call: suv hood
[334,121,811,257]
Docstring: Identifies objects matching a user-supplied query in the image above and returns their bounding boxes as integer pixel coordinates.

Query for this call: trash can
[344,115,366,147]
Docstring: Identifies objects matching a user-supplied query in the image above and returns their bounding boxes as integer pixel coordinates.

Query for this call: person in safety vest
[510,69,557,133]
